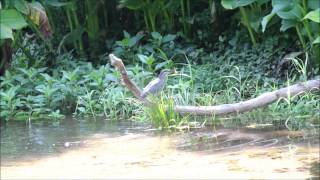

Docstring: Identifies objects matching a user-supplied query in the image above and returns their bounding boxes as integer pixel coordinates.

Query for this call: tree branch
[109,54,320,116]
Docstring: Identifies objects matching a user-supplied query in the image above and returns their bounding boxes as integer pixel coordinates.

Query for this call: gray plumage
[141,70,170,98]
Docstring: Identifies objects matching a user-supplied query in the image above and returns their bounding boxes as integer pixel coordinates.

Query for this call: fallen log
[109,54,320,116]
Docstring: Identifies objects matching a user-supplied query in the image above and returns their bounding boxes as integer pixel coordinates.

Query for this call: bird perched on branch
[141,69,173,98]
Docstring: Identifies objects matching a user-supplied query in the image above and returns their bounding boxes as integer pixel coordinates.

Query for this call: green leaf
[313,36,320,44]
[248,10,261,32]
[221,0,256,9]
[128,34,143,47]
[43,0,69,7]
[146,55,155,65]
[0,9,27,30]
[0,24,14,40]
[162,34,176,43]
[303,9,320,23]
[262,12,275,32]
[308,0,320,10]
[280,19,297,31]
[137,54,148,64]
[155,61,170,71]
[276,4,303,20]
[151,32,162,40]
[123,30,130,38]
[13,0,30,15]
[119,0,145,10]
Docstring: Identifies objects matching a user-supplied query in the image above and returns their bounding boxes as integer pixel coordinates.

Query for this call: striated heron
[141,69,173,98]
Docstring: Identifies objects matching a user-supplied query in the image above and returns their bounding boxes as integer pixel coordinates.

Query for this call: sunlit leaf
[123,30,130,38]
[313,36,320,44]
[276,4,303,20]
[221,0,256,9]
[0,9,27,29]
[0,24,13,40]
[261,12,275,32]
[303,9,320,23]
[137,54,148,64]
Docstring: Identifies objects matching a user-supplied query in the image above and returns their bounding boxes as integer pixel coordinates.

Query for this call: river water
[1,117,319,179]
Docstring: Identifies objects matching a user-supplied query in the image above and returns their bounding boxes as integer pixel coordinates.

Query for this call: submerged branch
[109,54,320,116]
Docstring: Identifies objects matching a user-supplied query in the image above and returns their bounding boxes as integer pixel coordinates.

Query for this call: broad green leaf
[128,34,143,47]
[221,0,256,9]
[137,54,148,64]
[151,32,162,40]
[155,61,170,71]
[303,9,320,23]
[221,0,238,9]
[276,4,303,20]
[313,36,320,44]
[162,34,176,43]
[308,0,320,10]
[123,30,130,38]
[280,19,297,31]
[0,24,13,40]
[261,12,275,32]
[248,11,261,32]
[146,55,155,65]
[262,0,293,32]
[14,0,29,15]
[0,9,27,29]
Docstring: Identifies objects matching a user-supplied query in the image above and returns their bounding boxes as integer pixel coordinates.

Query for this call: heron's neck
[159,74,168,80]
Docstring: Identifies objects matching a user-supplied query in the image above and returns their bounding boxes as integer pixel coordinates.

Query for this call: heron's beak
[170,68,177,74]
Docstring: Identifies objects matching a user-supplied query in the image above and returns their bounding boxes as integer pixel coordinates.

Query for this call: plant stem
[239,7,256,46]
[186,0,191,37]
[295,25,306,49]
[302,0,314,42]
[66,6,79,53]
[181,0,187,36]
[72,2,84,55]
[147,10,156,32]
[143,10,150,31]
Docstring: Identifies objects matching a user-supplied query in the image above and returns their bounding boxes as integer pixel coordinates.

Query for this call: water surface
[1,117,319,179]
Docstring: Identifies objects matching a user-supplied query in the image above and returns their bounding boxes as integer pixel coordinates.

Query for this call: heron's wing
[141,78,160,96]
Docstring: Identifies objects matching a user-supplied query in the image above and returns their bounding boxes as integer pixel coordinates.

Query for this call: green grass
[1,30,319,132]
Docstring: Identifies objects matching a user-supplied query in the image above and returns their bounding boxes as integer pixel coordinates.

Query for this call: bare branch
[109,54,320,116]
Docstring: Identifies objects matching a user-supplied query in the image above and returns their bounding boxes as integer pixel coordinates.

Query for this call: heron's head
[158,69,171,79]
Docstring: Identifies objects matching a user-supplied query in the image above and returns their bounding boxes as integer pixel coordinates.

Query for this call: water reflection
[0,117,150,161]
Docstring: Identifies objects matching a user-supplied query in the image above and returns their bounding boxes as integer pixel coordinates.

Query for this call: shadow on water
[0,116,150,162]
[176,125,319,153]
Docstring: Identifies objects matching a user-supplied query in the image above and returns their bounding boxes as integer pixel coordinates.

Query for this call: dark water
[0,117,150,161]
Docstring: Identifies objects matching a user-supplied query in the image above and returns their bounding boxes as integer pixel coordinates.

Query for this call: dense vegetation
[0,0,319,130]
